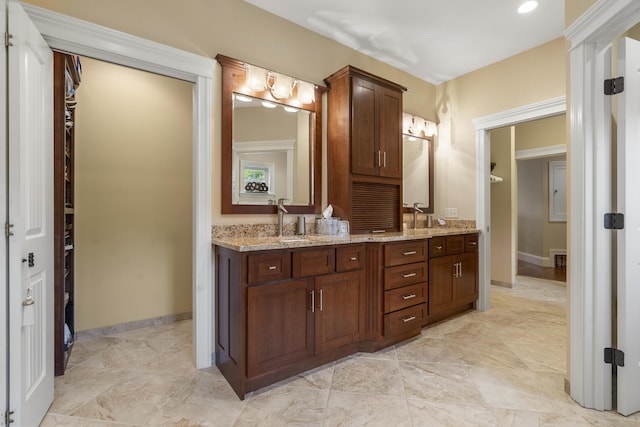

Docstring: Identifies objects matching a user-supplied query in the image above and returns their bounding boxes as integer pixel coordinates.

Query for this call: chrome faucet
[412,202,426,230]
[277,198,289,237]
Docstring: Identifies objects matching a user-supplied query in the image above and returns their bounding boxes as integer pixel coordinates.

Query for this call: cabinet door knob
[403,251,417,256]
[403,273,417,278]
[436,246,443,250]
[402,294,417,300]
[268,265,277,270]
[350,257,358,261]
[470,241,477,246]
[402,316,416,323]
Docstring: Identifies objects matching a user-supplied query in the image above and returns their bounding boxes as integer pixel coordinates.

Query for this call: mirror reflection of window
[232,93,312,206]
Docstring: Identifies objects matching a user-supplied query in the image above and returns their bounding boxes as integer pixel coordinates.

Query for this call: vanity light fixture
[402,112,438,138]
[234,94,253,103]
[261,101,277,108]
[283,106,298,113]
[244,63,316,104]
[517,0,539,14]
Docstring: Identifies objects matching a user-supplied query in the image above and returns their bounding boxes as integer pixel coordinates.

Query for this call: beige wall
[434,37,566,220]
[75,57,192,330]
[515,114,566,151]
[517,158,544,257]
[490,127,516,286]
[22,0,437,226]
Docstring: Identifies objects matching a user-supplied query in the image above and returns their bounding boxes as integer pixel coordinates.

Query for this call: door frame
[565,0,640,410]
[22,3,216,369]
[473,96,566,311]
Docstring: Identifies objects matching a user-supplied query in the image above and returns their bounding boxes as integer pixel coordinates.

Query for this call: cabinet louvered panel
[351,182,400,233]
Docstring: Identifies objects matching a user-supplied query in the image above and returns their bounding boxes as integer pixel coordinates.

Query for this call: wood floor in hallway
[518,259,566,282]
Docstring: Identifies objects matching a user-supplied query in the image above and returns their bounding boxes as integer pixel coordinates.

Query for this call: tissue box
[316,218,338,235]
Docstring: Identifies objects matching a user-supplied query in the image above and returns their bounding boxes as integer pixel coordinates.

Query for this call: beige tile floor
[42,277,640,426]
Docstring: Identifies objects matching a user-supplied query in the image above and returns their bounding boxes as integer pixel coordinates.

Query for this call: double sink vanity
[212,55,480,399]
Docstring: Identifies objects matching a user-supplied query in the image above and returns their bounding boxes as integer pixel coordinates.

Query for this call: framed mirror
[217,54,324,214]
[402,113,435,214]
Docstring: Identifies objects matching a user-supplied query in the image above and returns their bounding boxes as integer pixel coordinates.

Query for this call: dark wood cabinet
[325,66,406,233]
[247,279,314,378]
[381,240,428,343]
[216,244,366,399]
[428,234,479,324]
[350,75,403,178]
[315,270,365,354]
[54,53,81,376]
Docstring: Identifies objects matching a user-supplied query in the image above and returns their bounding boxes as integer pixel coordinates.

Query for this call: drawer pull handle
[268,266,277,270]
[403,251,417,256]
[402,294,417,300]
[402,316,417,323]
[469,242,477,246]
[350,257,358,261]
[403,273,417,278]
[436,246,443,250]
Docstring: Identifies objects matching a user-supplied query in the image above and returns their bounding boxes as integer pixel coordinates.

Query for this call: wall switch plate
[445,208,458,218]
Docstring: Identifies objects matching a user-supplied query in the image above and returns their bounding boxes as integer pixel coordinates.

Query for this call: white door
[6,0,55,425]
[616,36,640,417]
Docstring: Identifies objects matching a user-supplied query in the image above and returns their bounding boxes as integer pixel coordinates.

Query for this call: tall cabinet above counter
[324,66,407,234]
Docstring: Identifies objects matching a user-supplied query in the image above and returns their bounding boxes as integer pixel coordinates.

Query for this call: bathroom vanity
[213,230,478,399]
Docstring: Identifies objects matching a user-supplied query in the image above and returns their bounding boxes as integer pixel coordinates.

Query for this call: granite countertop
[212,227,480,252]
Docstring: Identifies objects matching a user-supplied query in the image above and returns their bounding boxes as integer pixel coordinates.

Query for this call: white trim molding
[22,3,216,369]
[515,144,567,160]
[474,97,566,313]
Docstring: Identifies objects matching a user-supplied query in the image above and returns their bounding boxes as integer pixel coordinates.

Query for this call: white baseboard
[518,251,551,267]
[491,280,514,288]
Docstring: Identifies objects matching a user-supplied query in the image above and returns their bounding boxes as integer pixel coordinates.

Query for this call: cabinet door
[315,270,365,354]
[455,252,478,305]
[351,76,379,176]
[247,279,314,378]
[379,86,402,178]
[428,256,456,316]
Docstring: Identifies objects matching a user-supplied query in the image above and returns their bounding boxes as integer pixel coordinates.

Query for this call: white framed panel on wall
[549,160,567,222]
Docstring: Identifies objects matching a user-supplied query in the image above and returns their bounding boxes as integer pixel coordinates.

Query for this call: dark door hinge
[604,347,625,367]
[5,410,15,425]
[5,32,13,47]
[604,213,624,230]
[604,76,624,95]
[5,223,15,238]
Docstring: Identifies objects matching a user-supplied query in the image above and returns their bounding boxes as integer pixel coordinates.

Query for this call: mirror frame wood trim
[401,135,435,215]
[217,54,325,214]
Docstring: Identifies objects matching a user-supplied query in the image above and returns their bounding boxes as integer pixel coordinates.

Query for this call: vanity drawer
[465,234,479,252]
[336,244,365,272]
[248,251,292,284]
[384,303,426,337]
[384,282,427,313]
[446,235,465,255]
[292,247,335,277]
[384,240,428,267]
[384,262,428,290]
[429,237,446,258]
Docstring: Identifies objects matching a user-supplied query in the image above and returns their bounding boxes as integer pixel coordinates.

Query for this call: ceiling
[244,0,565,85]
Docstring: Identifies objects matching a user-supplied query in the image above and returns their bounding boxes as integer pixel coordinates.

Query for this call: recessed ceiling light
[518,0,538,14]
